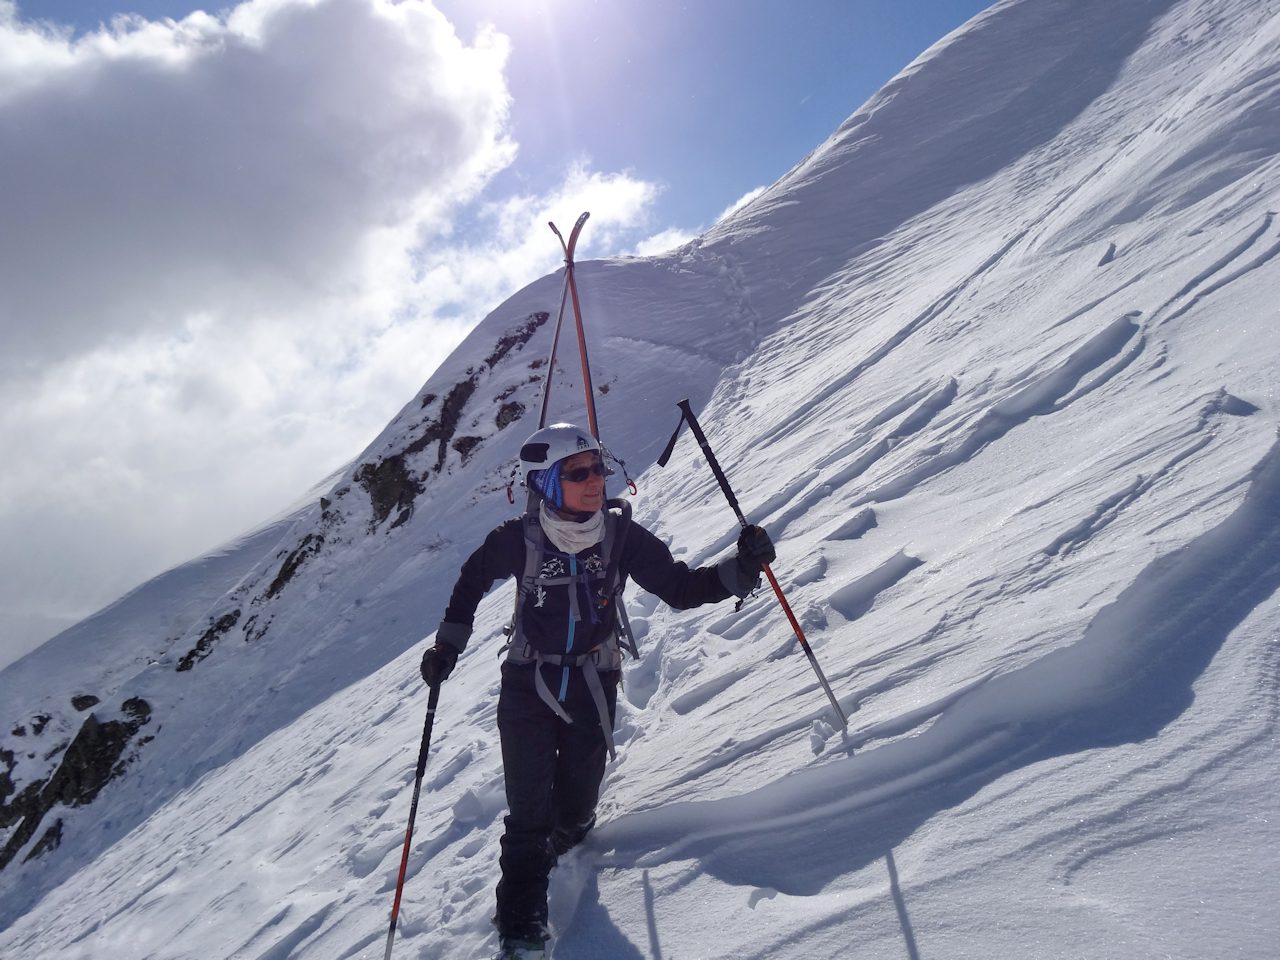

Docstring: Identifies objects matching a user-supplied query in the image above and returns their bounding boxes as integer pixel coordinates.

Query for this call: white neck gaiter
[539,502,605,554]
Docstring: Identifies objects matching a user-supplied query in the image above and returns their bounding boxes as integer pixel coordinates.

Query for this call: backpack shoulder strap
[504,512,544,655]
[602,498,639,659]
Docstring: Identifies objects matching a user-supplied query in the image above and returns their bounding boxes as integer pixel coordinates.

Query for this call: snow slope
[3,0,1279,956]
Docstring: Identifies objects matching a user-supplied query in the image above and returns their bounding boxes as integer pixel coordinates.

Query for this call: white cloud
[420,160,663,305]
[631,226,696,257]
[716,184,769,223]
[625,184,767,257]
[0,0,514,372]
[0,1,671,667]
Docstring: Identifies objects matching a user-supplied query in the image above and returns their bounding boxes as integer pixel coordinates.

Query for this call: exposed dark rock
[485,312,549,368]
[24,818,62,862]
[452,436,483,464]
[428,375,481,469]
[352,313,549,530]
[0,778,39,832]
[31,715,50,736]
[10,726,24,737]
[175,609,243,672]
[1,748,16,810]
[71,695,99,712]
[496,401,526,430]
[264,534,325,601]
[355,456,423,530]
[250,619,270,642]
[121,698,150,725]
[355,373,480,529]
[1,698,152,871]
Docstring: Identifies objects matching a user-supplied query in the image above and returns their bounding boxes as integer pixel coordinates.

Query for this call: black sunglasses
[561,461,610,483]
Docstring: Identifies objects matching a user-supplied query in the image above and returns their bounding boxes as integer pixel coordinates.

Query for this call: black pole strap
[675,399,748,526]
[656,406,687,468]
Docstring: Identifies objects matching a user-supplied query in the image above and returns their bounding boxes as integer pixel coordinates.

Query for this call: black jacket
[437,507,746,656]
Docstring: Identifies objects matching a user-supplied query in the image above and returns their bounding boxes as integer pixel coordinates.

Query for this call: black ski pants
[494,661,619,939]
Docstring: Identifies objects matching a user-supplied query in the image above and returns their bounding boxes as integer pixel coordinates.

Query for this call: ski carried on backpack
[527,212,635,499]
[521,213,639,669]
[540,212,599,437]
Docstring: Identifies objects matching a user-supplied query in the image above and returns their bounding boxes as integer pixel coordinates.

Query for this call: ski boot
[495,936,548,959]
[551,813,596,858]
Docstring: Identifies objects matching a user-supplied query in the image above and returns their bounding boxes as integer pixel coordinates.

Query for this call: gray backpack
[503,498,638,758]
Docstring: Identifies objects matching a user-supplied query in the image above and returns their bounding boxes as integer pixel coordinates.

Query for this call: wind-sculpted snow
[827,550,926,622]
[590,437,1280,885]
[851,312,1142,508]
[4,1,1280,957]
[1157,212,1280,326]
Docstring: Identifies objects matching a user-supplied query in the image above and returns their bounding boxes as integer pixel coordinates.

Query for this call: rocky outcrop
[1,698,152,870]
[175,609,242,672]
[171,310,551,674]
[352,310,549,531]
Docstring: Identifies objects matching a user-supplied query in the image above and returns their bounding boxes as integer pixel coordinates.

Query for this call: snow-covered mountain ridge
[4,0,1279,956]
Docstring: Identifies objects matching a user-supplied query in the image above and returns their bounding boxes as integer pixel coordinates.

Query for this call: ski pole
[383,683,441,960]
[659,399,849,732]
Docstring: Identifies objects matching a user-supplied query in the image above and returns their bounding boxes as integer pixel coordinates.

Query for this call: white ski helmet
[519,423,600,485]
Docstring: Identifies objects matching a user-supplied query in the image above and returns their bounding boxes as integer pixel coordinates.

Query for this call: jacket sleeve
[623,521,743,609]
[436,519,524,653]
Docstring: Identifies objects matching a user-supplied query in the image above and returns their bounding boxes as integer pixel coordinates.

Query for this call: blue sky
[0,0,991,666]
[442,0,995,232]
[18,0,992,236]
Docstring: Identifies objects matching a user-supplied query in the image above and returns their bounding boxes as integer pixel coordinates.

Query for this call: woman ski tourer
[419,422,775,960]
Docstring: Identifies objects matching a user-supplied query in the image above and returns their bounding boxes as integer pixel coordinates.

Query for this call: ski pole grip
[676,399,748,527]
[416,683,440,779]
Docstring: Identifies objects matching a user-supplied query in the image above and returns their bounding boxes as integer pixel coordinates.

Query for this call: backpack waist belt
[507,644,617,761]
